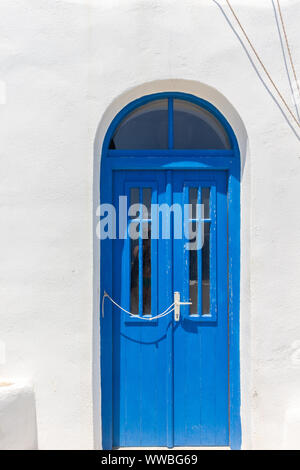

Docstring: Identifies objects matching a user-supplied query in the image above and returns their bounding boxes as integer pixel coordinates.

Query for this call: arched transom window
[109,96,232,150]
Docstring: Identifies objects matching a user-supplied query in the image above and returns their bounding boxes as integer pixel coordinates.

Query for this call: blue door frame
[100,92,241,449]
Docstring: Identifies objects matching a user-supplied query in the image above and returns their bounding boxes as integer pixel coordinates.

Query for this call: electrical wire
[225,0,300,128]
[277,0,300,101]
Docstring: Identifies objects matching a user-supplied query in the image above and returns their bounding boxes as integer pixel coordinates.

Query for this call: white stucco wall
[0,0,299,449]
[0,380,37,450]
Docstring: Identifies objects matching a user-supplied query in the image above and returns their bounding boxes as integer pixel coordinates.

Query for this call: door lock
[174,292,192,322]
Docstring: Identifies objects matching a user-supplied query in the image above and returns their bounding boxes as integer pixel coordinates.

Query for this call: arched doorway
[100,92,241,449]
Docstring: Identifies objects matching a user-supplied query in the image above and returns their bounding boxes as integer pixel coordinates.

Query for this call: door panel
[112,169,228,447]
[112,171,171,447]
[173,171,228,446]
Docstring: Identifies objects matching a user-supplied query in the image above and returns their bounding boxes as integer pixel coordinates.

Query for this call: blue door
[111,169,228,447]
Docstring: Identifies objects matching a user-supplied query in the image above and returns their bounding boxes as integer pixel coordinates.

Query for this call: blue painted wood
[123,179,159,324]
[112,170,171,447]
[100,91,241,449]
[179,178,218,323]
[173,170,228,446]
[100,158,113,450]
[110,169,229,447]
[228,160,241,450]
[107,156,236,170]
[209,183,217,322]
[165,170,174,448]
[108,149,234,157]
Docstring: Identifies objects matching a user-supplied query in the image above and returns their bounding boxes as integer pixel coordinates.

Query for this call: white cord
[102,291,174,321]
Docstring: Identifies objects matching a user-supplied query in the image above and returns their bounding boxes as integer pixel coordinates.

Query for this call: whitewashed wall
[0,0,299,449]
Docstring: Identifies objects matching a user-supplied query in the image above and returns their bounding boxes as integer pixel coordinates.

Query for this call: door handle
[174,292,192,322]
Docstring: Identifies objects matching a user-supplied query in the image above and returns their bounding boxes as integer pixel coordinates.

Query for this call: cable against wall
[225,0,300,128]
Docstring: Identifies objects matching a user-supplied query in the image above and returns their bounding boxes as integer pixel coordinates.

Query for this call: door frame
[100,92,241,449]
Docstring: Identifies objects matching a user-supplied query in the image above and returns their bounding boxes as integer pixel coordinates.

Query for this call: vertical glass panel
[202,187,211,219]
[173,99,231,149]
[202,222,210,315]
[189,187,198,219]
[142,188,152,220]
[189,221,198,315]
[130,229,140,315]
[130,187,139,219]
[143,224,151,315]
[109,99,168,150]
[130,187,139,206]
